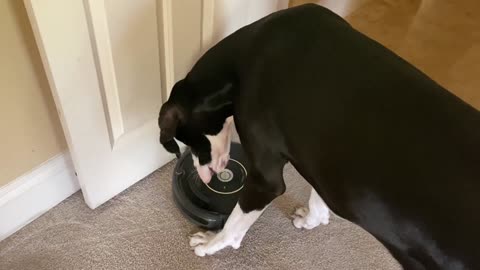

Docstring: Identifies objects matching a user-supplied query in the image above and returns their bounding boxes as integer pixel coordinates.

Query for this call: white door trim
[157,0,175,99]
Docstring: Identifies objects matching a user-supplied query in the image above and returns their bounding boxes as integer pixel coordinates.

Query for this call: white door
[25,0,287,209]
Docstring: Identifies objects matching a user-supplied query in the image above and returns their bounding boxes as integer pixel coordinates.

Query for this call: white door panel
[103,0,163,133]
[25,0,180,209]
[25,0,287,209]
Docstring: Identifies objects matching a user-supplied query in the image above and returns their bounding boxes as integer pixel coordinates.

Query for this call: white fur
[189,203,266,256]
[191,155,213,184]
[293,188,330,229]
[193,116,234,183]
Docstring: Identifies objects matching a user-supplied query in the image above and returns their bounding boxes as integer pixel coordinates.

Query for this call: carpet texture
[0,159,401,269]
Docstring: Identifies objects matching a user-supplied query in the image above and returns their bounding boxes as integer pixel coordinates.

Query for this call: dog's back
[232,4,480,269]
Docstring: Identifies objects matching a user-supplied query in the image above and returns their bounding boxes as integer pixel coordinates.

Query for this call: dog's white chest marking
[205,116,233,173]
[192,116,234,183]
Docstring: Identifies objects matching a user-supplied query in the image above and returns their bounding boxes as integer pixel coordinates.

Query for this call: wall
[289,0,372,17]
[0,1,66,187]
[209,0,288,46]
[172,0,202,81]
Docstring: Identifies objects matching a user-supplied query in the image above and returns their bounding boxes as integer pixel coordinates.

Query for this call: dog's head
[158,79,234,184]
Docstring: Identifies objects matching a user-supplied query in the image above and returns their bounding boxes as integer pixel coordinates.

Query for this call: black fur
[159,4,480,269]
[159,79,234,164]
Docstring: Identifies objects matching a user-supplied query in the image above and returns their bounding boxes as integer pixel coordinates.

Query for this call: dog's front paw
[189,231,240,257]
[189,231,217,257]
[189,231,215,248]
[292,207,329,230]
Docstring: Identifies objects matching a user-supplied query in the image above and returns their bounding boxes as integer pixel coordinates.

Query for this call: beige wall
[0,1,66,187]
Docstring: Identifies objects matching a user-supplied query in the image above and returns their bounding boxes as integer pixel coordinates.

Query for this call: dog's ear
[158,102,184,157]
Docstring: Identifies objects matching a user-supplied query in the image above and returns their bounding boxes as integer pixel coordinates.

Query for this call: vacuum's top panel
[173,142,247,215]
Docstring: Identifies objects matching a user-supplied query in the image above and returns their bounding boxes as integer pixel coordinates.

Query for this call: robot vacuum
[172,142,247,230]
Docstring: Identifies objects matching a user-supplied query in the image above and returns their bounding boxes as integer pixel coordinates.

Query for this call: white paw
[188,231,241,257]
[292,207,329,230]
[189,231,216,248]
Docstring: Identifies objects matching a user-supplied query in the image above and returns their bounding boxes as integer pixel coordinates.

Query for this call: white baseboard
[0,153,79,241]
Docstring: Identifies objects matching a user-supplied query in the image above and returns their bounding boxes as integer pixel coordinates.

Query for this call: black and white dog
[158,4,479,269]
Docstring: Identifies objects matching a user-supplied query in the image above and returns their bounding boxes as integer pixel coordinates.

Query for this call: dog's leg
[189,161,285,257]
[189,203,266,256]
[293,188,330,229]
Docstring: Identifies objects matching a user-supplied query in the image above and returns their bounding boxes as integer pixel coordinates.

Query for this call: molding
[0,153,79,241]
[157,0,175,99]
[84,0,125,146]
[201,0,215,52]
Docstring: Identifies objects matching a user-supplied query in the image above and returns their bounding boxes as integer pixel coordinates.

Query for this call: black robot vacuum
[172,142,247,230]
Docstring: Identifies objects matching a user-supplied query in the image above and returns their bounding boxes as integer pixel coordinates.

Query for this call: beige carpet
[0,159,401,270]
